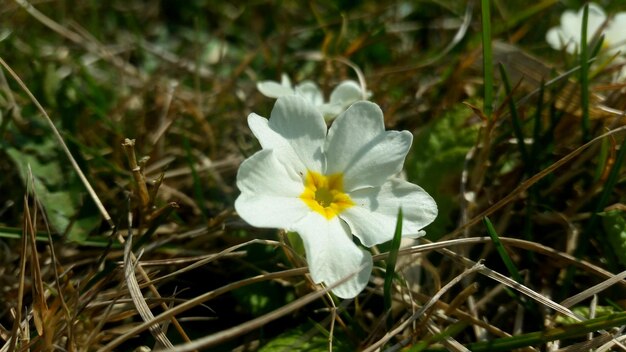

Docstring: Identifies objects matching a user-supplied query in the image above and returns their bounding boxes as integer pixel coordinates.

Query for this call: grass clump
[1,1,626,351]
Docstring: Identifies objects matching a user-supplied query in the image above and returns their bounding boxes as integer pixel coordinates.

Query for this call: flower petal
[269,95,327,171]
[295,81,324,106]
[325,101,412,190]
[329,80,363,107]
[257,80,294,98]
[318,103,345,121]
[294,213,373,299]
[235,148,309,229]
[248,113,289,150]
[606,13,626,54]
[546,27,568,51]
[550,4,606,54]
[586,3,607,38]
[341,178,438,247]
[280,73,292,87]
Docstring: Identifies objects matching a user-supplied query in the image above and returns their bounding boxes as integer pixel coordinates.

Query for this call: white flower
[235,95,438,298]
[256,74,367,121]
[546,3,626,55]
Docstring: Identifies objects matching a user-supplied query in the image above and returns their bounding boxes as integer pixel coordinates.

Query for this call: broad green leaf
[601,210,626,266]
[5,139,99,243]
[259,322,352,352]
[406,103,479,239]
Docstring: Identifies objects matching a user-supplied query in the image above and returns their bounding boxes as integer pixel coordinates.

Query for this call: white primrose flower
[235,95,438,298]
[546,3,626,55]
[256,73,367,121]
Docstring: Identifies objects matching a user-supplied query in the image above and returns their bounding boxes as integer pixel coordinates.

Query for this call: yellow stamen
[299,170,354,219]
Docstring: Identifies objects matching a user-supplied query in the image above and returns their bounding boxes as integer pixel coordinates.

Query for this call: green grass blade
[483,217,533,314]
[183,137,209,221]
[483,217,523,285]
[481,0,494,118]
[498,64,530,168]
[591,34,605,59]
[589,137,626,228]
[0,226,118,248]
[407,321,468,351]
[384,207,403,330]
[580,3,590,142]
[493,0,558,34]
[530,80,545,175]
[582,135,626,267]
[468,312,626,351]
[422,312,626,351]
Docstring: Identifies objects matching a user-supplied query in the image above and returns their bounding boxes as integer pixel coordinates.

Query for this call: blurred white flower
[235,95,437,298]
[256,74,368,120]
[546,3,626,55]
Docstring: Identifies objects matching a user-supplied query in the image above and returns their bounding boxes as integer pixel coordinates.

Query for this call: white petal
[560,10,581,38]
[329,80,363,107]
[280,73,292,87]
[546,27,567,50]
[257,80,294,98]
[235,148,309,228]
[294,213,372,299]
[325,101,412,190]
[295,81,324,106]
[248,113,289,150]
[269,96,327,171]
[586,3,607,39]
[341,178,438,247]
[560,11,583,53]
[605,13,626,53]
[318,103,345,121]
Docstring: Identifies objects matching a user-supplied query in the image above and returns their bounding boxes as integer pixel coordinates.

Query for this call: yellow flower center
[299,170,354,220]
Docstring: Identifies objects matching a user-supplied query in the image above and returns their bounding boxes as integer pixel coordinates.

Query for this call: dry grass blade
[437,245,580,320]
[122,139,151,210]
[24,168,48,341]
[405,289,512,340]
[597,333,626,352]
[478,266,579,320]
[0,57,115,231]
[133,239,281,288]
[387,237,623,287]
[154,263,371,352]
[425,323,470,352]
[6,194,30,352]
[97,267,308,352]
[561,269,626,308]
[13,0,142,80]
[557,333,618,352]
[364,262,485,352]
[39,201,74,349]
[84,298,119,349]
[439,246,626,350]
[443,125,626,240]
[123,214,174,349]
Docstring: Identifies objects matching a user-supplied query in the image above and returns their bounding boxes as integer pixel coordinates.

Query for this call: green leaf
[286,231,305,257]
[555,306,615,325]
[425,312,626,351]
[602,210,626,266]
[406,104,479,239]
[483,216,523,284]
[5,139,99,243]
[259,322,352,352]
[580,3,590,142]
